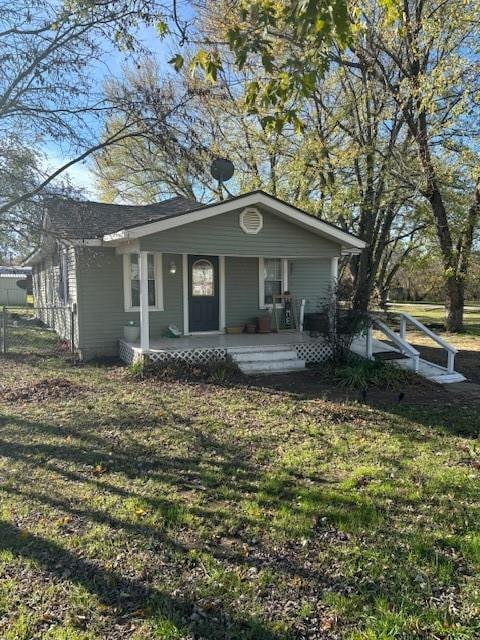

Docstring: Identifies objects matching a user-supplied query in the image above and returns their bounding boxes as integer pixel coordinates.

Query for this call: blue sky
[44,7,192,199]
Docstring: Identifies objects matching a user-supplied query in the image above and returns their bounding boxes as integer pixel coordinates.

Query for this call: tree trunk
[413,111,466,332]
[352,250,375,311]
[445,276,464,332]
[352,260,373,311]
[378,286,389,310]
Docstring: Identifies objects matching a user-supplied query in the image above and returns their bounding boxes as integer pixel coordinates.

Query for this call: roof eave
[102,192,366,250]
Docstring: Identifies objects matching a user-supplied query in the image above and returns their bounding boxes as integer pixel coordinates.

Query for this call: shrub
[333,356,417,390]
[308,288,371,365]
[127,357,146,379]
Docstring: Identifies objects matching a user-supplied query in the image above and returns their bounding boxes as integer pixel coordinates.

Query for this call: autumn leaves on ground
[0,351,479,640]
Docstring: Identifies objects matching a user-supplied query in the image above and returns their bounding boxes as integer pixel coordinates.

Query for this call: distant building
[0,266,32,306]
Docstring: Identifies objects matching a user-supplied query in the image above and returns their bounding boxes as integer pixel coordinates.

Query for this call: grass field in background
[387,303,480,337]
[0,354,479,639]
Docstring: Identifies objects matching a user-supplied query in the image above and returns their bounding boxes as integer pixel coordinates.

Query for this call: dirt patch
[242,367,454,406]
[0,377,86,403]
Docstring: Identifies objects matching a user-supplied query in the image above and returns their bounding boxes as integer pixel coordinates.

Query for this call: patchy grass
[0,354,480,639]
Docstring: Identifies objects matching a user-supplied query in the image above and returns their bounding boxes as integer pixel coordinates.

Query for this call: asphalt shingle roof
[45,196,203,239]
[44,190,363,246]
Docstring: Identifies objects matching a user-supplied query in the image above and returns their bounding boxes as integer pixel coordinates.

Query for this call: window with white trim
[123,253,164,311]
[58,249,69,303]
[259,258,288,308]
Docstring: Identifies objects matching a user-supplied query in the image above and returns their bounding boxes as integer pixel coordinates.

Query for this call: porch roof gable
[103,191,365,253]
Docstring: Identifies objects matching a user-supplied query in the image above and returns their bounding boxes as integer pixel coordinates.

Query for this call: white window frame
[123,252,164,312]
[258,257,289,309]
[59,248,69,303]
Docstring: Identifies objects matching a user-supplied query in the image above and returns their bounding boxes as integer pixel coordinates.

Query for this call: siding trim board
[137,209,343,259]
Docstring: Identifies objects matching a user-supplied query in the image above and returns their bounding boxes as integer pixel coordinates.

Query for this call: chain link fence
[1,306,76,356]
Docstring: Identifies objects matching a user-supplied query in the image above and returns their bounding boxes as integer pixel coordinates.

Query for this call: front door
[188,255,219,332]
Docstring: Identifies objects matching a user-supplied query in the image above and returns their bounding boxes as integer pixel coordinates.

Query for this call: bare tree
[0,0,179,219]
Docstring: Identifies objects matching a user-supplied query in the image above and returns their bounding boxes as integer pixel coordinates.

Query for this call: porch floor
[123,330,319,353]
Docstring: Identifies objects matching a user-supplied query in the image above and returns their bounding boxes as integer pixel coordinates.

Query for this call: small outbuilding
[0,266,32,306]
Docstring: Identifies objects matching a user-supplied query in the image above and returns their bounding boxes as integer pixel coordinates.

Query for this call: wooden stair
[351,312,466,385]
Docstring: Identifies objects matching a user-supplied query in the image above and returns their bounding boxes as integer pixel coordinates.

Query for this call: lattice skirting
[148,348,228,365]
[119,339,331,366]
[119,340,136,364]
[294,341,332,363]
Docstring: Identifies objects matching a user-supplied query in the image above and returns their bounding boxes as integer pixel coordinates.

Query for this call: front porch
[119,330,331,366]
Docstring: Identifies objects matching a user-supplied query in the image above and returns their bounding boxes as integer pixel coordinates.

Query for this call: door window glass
[192,259,214,296]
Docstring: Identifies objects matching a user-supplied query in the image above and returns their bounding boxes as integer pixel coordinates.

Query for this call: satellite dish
[210,158,234,183]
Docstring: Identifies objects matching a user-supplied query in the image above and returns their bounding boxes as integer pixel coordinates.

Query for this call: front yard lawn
[0,355,479,639]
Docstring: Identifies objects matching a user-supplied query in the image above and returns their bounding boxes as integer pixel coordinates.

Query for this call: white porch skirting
[119,332,331,366]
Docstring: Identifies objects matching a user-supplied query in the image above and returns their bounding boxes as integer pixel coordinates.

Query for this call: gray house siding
[32,246,78,345]
[32,208,343,360]
[68,251,335,359]
[225,257,333,327]
[289,258,333,314]
[139,208,341,258]
[225,257,259,327]
[75,248,185,359]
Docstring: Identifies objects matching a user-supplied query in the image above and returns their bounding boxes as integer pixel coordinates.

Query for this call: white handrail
[399,313,457,352]
[399,312,457,373]
[372,318,420,357]
[368,316,420,372]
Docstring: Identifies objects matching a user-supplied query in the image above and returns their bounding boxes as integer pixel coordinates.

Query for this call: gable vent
[239,207,263,234]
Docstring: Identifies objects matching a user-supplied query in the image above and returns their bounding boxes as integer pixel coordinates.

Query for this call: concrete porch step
[228,344,300,354]
[229,348,299,363]
[229,345,306,375]
[239,359,306,375]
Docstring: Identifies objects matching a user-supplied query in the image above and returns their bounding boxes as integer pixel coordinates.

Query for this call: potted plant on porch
[123,320,140,342]
[257,311,272,333]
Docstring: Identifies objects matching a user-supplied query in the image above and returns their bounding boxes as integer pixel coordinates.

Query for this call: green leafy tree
[346,0,480,330]
[94,56,301,204]
[188,0,480,330]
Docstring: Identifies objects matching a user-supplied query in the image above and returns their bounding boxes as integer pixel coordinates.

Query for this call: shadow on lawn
[0,414,300,637]
[0,519,291,640]
[0,401,477,637]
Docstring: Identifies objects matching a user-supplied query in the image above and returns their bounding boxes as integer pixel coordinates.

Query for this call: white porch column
[139,251,150,353]
[330,256,339,293]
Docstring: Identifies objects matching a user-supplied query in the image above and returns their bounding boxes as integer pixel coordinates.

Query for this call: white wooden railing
[398,312,458,374]
[366,315,420,372]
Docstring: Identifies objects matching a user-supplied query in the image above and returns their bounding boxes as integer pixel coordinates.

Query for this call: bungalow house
[27,190,368,371]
